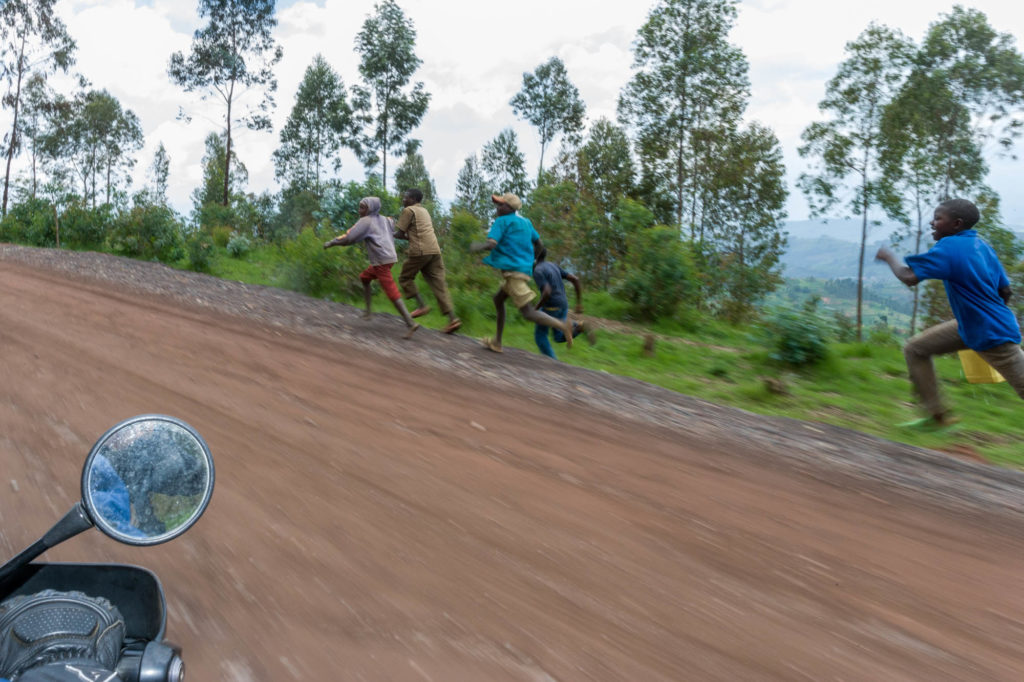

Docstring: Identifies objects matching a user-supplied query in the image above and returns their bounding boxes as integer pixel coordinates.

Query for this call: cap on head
[491,192,522,211]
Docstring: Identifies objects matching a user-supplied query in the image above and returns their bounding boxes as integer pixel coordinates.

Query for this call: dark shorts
[359,263,400,301]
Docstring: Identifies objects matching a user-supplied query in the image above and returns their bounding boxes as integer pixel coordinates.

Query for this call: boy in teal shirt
[471,193,574,353]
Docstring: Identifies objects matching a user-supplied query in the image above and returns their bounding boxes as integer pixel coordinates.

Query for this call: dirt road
[2,248,1024,681]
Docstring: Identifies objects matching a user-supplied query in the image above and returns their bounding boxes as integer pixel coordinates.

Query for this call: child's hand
[875,246,894,262]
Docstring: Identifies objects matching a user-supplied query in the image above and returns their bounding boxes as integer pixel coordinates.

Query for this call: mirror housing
[82,415,214,546]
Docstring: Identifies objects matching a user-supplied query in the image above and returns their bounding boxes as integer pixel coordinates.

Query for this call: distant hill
[780,219,1024,280]
[783,218,1024,245]
[780,235,908,280]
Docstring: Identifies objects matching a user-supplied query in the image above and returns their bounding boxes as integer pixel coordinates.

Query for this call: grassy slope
[209,250,1024,468]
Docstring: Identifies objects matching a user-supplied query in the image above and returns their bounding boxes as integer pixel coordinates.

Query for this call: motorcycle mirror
[82,415,215,546]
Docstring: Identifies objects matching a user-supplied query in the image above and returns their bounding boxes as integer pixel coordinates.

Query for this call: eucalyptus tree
[18,72,54,200]
[149,142,171,203]
[510,56,586,181]
[353,0,430,189]
[0,0,75,216]
[481,128,530,199]
[798,23,914,340]
[577,117,635,216]
[918,6,1024,162]
[273,54,360,197]
[168,0,283,207]
[393,141,436,202]
[42,89,143,208]
[617,0,749,232]
[453,154,490,221]
[191,131,247,216]
[701,123,788,321]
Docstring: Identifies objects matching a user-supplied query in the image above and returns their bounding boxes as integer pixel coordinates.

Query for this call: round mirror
[81,415,214,545]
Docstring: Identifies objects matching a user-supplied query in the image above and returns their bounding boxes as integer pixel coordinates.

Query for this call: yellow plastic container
[958,349,1006,384]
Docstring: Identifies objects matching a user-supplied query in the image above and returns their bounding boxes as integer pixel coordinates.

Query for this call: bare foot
[404,323,420,339]
[562,321,574,349]
[481,337,503,353]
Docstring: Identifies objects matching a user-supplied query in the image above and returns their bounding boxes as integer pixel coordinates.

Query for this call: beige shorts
[500,271,535,308]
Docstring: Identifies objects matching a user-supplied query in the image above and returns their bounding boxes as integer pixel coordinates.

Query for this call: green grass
[205,244,1024,468]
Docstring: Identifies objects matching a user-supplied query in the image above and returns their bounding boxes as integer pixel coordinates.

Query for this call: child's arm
[535,283,553,309]
[566,273,583,313]
[875,247,920,286]
[324,220,370,249]
[469,239,497,253]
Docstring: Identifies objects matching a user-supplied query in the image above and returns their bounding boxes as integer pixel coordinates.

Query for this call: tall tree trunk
[2,35,27,218]
[857,196,868,342]
[677,137,685,235]
[223,96,233,207]
[910,200,924,336]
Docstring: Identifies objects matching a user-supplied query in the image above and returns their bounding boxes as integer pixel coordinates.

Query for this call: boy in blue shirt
[533,246,585,359]
[470,193,574,353]
[876,198,1024,427]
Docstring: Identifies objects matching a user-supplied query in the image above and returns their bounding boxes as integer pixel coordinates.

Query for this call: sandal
[442,318,463,334]
[404,323,421,339]
[480,336,503,353]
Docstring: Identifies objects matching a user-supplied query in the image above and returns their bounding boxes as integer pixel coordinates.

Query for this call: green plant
[185,230,214,272]
[0,197,54,246]
[615,225,698,322]
[109,197,185,262]
[764,301,832,366]
[226,233,252,258]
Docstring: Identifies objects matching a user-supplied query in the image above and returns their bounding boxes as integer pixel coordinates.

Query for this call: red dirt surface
[2,249,1024,681]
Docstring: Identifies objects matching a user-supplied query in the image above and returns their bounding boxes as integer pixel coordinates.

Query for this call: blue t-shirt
[533,261,569,308]
[483,213,540,275]
[905,229,1021,350]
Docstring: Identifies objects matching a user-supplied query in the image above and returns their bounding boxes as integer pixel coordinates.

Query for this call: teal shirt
[483,213,540,275]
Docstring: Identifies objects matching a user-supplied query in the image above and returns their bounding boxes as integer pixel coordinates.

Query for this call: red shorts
[359,263,400,301]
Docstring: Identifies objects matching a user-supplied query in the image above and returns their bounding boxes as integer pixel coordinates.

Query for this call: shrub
[109,197,185,262]
[0,197,55,246]
[614,225,698,322]
[186,230,214,272]
[60,201,110,250]
[281,227,365,299]
[226,233,252,258]
[763,300,831,367]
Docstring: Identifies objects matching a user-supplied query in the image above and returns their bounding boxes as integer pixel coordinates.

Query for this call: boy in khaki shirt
[394,188,461,334]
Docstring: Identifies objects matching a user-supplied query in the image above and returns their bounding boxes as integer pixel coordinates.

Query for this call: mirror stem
[0,503,94,585]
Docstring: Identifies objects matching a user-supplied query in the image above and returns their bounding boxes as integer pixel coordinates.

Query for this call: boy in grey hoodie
[324,196,419,338]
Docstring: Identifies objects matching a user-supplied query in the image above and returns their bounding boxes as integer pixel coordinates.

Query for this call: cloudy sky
[7,0,1024,225]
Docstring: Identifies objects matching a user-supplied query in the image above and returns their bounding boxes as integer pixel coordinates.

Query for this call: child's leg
[361,281,373,319]
[398,257,429,315]
[904,320,965,418]
[534,322,556,358]
[379,264,418,336]
[493,289,508,346]
[979,342,1024,401]
[423,254,456,322]
[520,305,574,349]
[542,303,568,343]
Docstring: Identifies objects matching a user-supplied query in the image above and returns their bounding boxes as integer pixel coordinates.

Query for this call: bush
[281,227,365,299]
[226,233,252,258]
[186,230,214,272]
[614,225,698,322]
[109,196,185,262]
[763,300,832,367]
[60,201,111,250]
[0,197,55,246]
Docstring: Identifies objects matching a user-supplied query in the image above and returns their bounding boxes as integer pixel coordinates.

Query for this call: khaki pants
[399,253,453,316]
[904,320,1024,417]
